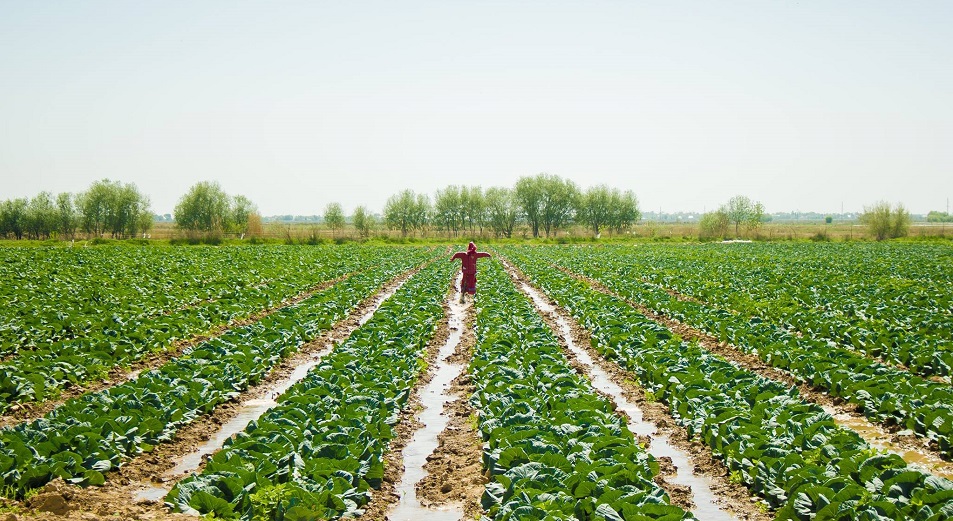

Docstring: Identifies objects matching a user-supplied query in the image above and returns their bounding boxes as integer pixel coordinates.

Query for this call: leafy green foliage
[542,243,953,456]
[504,246,953,519]
[167,256,455,519]
[860,201,912,240]
[471,261,692,521]
[174,181,258,235]
[0,245,429,410]
[383,189,430,237]
[0,251,433,498]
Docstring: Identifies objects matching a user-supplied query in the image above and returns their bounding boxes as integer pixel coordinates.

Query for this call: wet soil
[2,267,417,520]
[563,267,953,477]
[416,303,486,520]
[0,270,362,430]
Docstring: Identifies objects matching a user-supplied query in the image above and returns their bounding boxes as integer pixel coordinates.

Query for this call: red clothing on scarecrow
[451,242,491,299]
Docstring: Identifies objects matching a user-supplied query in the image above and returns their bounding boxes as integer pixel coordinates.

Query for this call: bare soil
[1,267,417,520]
[416,303,486,520]
[0,270,363,430]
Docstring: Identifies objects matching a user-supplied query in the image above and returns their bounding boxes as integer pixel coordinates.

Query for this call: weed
[729,470,745,484]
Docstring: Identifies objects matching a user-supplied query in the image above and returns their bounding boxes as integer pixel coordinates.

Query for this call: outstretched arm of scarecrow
[475,251,491,259]
[450,252,466,262]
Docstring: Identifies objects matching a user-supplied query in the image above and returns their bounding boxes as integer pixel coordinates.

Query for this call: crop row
[0,246,433,411]
[167,254,455,519]
[472,260,692,521]
[504,247,953,520]
[0,245,386,354]
[589,243,952,379]
[540,246,953,459]
[0,251,430,498]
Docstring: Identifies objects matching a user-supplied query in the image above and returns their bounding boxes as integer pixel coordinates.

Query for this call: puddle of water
[170,356,324,476]
[132,355,326,502]
[134,485,169,502]
[359,280,404,325]
[388,279,467,521]
[519,280,740,521]
[133,276,411,503]
[822,405,953,480]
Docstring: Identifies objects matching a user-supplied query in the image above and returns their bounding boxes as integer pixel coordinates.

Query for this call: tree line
[0,179,152,240]
[369,173,641,238]
[1,174,922,242]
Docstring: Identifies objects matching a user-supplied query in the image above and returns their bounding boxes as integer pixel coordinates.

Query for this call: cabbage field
[0,242,951,520]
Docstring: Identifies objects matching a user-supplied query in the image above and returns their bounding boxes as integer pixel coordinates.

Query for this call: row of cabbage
[0,249,433,498]
[166,254,456,519]
[592,243,952,378]
[0,246,422,412]
[0,245,377,354]
[472,260,692,521]
[504,248,953,520]
[541,246,953,459]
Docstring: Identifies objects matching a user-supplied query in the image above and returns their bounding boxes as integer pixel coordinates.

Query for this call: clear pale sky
[2,1,951,216]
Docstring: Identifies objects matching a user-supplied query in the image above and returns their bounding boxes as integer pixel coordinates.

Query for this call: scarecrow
[450,242,491,302]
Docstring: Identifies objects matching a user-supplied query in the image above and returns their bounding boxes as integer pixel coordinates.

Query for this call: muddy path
[558,265,953,480]
[3,266,421,521]
[501,259,768,521]
[0,269,366,430]
[415,294,486,520]
[363,273,482,521]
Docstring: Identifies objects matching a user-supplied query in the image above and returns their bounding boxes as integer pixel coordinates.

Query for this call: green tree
[514,175,544,238]
[25,192,57,239]
[484,187,518,238]
[433,186,463,236]
[77,180,116,237]
[540,175,579,237]
[722,195,764,237]
[460,185,485,234]
[577,185,613,237]
[110,183,152,238]
[384,189,430,237]
[56,192,78,239]
[352,206,375,238]
[515,173,579,238]
[230,195,258,235]
[927,211,953,223]
[0,198,28,239]
[577,185,639,237]
[860,201,911,240]
[609,189,640,235]
[174,181,230,233]
[698,209,730,240]
[324,202,345,237]
[76,179,152,238]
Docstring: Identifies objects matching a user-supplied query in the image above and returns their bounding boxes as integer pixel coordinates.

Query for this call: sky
[1,1,951,216]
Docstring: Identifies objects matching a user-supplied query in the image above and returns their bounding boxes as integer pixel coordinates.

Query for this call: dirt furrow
[5,266,420,521]
[558,265,953,478]
[416,301,486,519]
[0,269,365,430]
[501,259,768,521]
